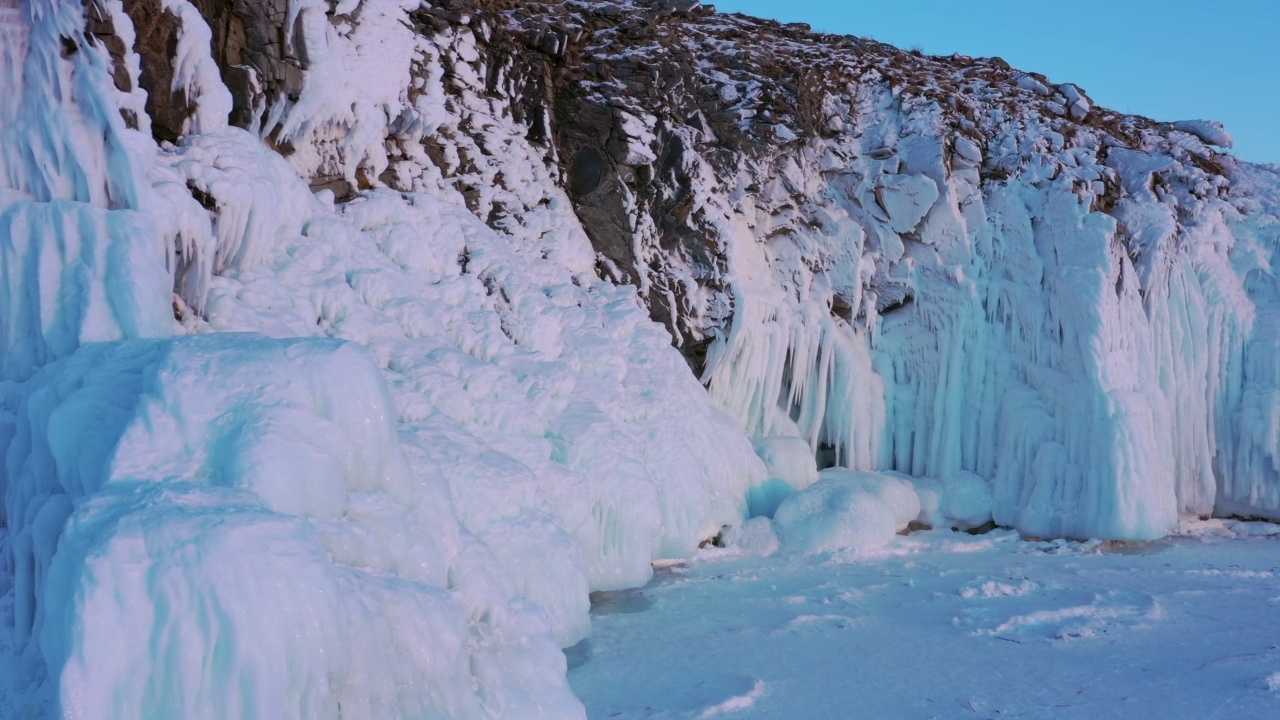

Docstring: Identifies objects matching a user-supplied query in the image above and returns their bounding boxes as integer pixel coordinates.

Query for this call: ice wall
[693,113,1262,541]
[637,95,1255,540]
[1215,162,1280,517]
[0,0,171,381]
[519,4,1280,540]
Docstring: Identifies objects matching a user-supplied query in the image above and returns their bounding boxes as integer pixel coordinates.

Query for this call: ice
[720,516,780,556]
[158,0,232,136]
[6,0,1280,716]
[0,1,770,714]
[0,202,172,380]
[269,0,433,186]
[694,98,1273,541]
[748,436,819,517]
[902,471,994,530]
[4,335,582,719]
[0,0,171,382]
[772,470,918,555]
[940,471,994,529]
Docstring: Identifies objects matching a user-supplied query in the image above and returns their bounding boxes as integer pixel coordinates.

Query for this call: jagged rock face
[108,0,292,140]
[109,0,1280,538]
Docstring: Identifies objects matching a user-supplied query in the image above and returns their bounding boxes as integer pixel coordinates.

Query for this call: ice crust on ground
[571,525,1280,720]
[3,0,1280,718]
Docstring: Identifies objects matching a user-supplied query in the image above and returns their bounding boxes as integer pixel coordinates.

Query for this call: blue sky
[712,0,1280,164]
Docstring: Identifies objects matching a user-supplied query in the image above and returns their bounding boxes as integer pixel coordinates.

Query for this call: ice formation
[1,0,1280,717]
[773,470,919,555]
[534,4,1280,542]
[0,1,766,716]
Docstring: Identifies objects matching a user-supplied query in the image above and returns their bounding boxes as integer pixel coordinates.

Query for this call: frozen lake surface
[568,521,1280,719]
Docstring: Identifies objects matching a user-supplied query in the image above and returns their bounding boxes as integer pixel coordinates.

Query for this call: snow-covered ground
[570,522,1280,719]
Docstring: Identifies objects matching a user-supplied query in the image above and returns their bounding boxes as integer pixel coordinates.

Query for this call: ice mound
[773,470,919,554]
[2,334,583,719]
[720,516,781,557]
[748,436,820,517]
[909,472,995,531]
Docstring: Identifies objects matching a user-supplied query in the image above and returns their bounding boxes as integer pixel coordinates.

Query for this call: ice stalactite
[157,0,231,137]
[0,0,170,381]
[698,162,887,476]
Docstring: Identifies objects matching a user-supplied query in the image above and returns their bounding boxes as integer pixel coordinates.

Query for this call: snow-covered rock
[1173,119,1234,149]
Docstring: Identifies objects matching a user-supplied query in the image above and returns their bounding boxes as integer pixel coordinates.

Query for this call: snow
[1173,119,1234,149]
[570,524,1280,719]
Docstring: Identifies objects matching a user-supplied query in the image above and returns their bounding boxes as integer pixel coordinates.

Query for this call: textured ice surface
[6,335,582,719]
[571,524,1280,720]
[748,436,820,517]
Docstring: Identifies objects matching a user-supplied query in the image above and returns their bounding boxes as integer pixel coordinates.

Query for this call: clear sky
[711,0,1280,164]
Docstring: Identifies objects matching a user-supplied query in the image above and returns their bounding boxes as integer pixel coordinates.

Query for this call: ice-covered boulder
[941,471,995,530]
[773,470,920,554]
